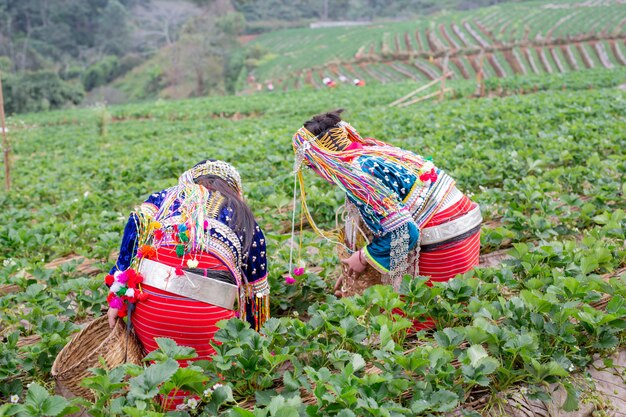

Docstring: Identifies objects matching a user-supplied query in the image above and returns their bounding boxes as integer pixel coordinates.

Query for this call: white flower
[83,191,90,198]
[212,383,223,390]
[26,383,31,388]
[3,258,16,267]
[568,364,575,372]
[203,388,213,396]
[125,288,135,298]
[187,398,198,409]
[10,395,19,404]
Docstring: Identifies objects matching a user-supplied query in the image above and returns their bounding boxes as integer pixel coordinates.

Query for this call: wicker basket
[335,243,385,298]
[52,315,144,401]
[334,207,385,297]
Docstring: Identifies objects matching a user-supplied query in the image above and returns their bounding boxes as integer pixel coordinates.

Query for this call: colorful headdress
[179,160,243,197]
[293,121,423,221]
[316,126,352,151]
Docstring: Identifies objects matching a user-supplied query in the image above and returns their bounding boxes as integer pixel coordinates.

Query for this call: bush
[82,56,120,91]
[1,71,84,114]
[0,56,12,72]
[117,54,143,77]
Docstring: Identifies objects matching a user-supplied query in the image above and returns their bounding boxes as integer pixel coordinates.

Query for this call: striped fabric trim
[439,186,463,211]
[380,208,413,234]
[139,202,159,218]
[402,170,456,229]
[244,275,269,297]
[413,171,456,228]
[362,246,389,273]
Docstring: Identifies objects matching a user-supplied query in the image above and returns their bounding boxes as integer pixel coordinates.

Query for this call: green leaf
[467,345,488,367]
[25,383,49,408]
[410,399,430,413]
[431,389,459,412]
[606,295,625,314]
[351,353,365,372]
[479,357,500,375]
[595,331,619,350]
[562,382,579,412]
[228,408,256,417]
[128,359,179,400]
[274,409,300,417]
[580,256,599,275]
[379,324,394,351]
[546,361,569,377]
[164,367,209,393]
[154,338,197,360]
[204,385,234,414]
[122,407,164,417]
[40,396,73,417]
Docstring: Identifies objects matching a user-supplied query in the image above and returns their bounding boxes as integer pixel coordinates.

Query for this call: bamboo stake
[398,88,452,107]
[389,72,452,107]
[439,53,450,101]
[0,73,10,191]
[476,51,485,97]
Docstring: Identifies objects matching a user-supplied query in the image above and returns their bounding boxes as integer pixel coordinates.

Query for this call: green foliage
[0,382,79,417]
[0,0,134,68]
[1,71,84,114]
[95,0,133,56]
[82,56,121,92]
[1,69,625,414]
[232,0,497,23]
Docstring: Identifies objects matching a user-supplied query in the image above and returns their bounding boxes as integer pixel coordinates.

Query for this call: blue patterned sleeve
[362,222,419,272]
[243,222,268,285]
[109,191,166,275]
[242,222,269,331]
[109,213,140,275]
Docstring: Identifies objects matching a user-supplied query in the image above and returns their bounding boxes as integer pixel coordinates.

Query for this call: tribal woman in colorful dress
[104,160,269,405]
[292,110,481,307]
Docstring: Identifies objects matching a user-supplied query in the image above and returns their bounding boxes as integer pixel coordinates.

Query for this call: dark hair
[303,109,344,137]
[193,161,256,254]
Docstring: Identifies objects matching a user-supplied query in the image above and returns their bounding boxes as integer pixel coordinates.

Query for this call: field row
[251,0,626,88]
[263,37,626,92]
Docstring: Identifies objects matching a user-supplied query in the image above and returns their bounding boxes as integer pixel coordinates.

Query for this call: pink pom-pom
[284,275,296,285]
[293,267,305,276]
[116,270,129,284]
[109,295,124,309]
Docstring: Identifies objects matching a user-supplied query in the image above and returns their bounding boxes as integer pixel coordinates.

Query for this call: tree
[96,0,133,56]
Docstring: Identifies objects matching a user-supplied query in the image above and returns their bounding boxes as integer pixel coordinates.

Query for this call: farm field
[248,0,626,91]
[1,67,626,415]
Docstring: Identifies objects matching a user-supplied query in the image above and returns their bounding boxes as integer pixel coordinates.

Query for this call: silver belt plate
[138,259,238,310]
[421,205,482,245]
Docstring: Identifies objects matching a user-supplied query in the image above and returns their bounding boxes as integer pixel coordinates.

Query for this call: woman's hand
[107,308,119,329]
[341,249,368,277]
[335,250,368,297]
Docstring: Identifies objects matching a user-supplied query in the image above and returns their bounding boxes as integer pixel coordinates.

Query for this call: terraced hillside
[248,0,626,91]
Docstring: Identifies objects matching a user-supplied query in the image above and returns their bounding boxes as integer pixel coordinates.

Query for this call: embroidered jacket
[348,155,455,272]
[110,188,269,328]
